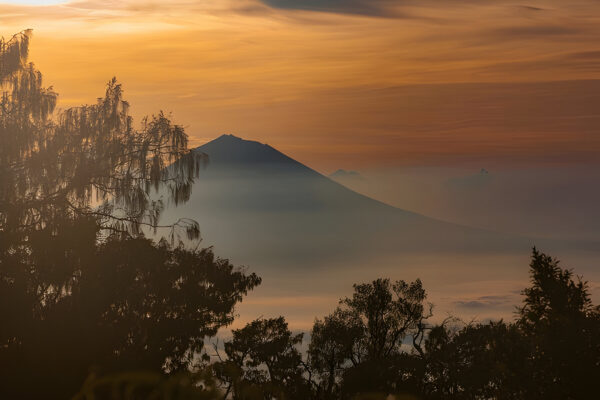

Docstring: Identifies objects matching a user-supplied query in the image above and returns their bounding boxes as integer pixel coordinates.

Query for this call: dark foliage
[516,248,600,399]
[419,249,600,400]
[0,31,260,398]
[423,321,529,399]
[0,233,260,398]
[221,250,597,400]
[308,278,431,399]
[73,369,222,400]
[214,317,310,400]
[0,30,205,245]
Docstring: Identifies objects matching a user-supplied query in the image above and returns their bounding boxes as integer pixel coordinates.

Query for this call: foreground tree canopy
[76,249,598,400]
[0,30,260,398]
[1,31,598,400]
[0,30,204,242]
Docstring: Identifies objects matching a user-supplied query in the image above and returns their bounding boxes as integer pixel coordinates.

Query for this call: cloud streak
[455,295,514,310]
[259,0,398,17]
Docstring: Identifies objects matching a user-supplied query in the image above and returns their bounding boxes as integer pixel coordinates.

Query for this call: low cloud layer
[455,295,514,310]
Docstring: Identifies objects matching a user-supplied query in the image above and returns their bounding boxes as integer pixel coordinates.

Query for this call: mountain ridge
[150,134,544,264]
[193,134,420,216]
[192,135,503,229]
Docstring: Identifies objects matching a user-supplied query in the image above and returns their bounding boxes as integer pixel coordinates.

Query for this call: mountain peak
[212,133,244,143]
[195,134,297,166]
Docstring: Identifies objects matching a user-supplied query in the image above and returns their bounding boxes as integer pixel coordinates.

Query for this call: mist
[155,136,600,330]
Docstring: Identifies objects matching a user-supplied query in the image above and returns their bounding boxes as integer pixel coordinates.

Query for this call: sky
[1,0,600,171]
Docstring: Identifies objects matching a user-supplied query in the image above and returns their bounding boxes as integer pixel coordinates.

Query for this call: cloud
[259,0,398,17]
[488,24,582,39]
[476,51,600,78]
[454,295,514,309]
[517,5,544,12]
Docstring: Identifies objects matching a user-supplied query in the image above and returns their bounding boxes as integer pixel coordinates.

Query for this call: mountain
[158,135,529,267]
[155,135,600,326]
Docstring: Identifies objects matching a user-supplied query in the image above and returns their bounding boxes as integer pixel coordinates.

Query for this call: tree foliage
[307,278,431,398]
[516,248,600,399]
[0,30,260,399]
[423,321,529,399]
[419,249,600,400]
[0,30,205,245]
[215,317,309,400]
[0,233,259,398]
[224,251,598,400]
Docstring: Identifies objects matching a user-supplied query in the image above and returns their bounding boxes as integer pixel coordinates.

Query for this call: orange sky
[2,0,600,171]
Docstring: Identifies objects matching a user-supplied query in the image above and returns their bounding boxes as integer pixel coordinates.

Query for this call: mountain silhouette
[158,135,532,267]
[193,134,416,214]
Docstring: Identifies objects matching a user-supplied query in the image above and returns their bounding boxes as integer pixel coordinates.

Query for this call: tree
[309,278,432,399]
[1,30,205,247]
[0,30,261,398]
[423,248,600,400]
[423,321,529,399]
[0,220,261,398]
[215,317,309,400]
[343,279,431,360]
[308,308,363,399]
[517,248,600,399]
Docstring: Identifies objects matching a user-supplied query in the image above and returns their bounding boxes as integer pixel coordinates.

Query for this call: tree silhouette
[0,31,260,398]
[423,248,600,399]
[423,321,529,399]
[0,233,260,398]
[309,278,431,399]
[63,249,596,400]
[1,30,204,244]
[305,251,599,399]
[516,248,600,399]
[308,308,363,399]
[214,317,309,400]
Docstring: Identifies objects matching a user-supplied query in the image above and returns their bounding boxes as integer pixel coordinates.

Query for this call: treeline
[73,249,599,400]
[1,31,598,399]
[213,249,599,399]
